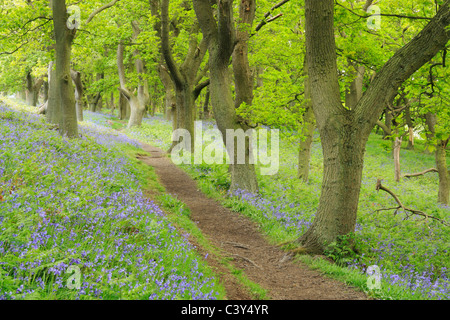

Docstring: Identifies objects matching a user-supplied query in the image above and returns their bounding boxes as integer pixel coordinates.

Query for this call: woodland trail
[138,142,368,300]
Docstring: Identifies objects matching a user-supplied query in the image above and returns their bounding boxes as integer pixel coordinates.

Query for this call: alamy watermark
[66,265,81,290]
[171,121,280,176]
[366,265,382,291]
[67,5,81,30]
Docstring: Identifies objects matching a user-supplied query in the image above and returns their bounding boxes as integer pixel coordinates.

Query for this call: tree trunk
[159,65,176,121]
[161,0,208,151]
[46,61,61,125]
[194,0,259,192]
[300,119,366,253]
[345,65,365,110]
[119,91,129,120]
[52,0,78,138]
[298,57,315,182]
[383,110,393,140]
[436,139,449,205]
[110,92,115,115]
[26,72,44,107]
[70,70,84,122]
[228,0,258,193]
[298,106,315,182]
[424,112,436,154]
[404,104,414,150]
[202,88,210,119]
[394,136,402,182]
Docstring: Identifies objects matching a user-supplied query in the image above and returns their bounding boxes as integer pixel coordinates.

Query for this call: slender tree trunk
[202,88,210,119]
[42,81,49,102]
[394,136,402,182]
[424,112,436,154]
[52,0,78,138]
[436,139,449,205]
[345,65,365,110]
[195,0,259,192]
[71,70,84,122]
[161,0,208,151]
[119,92,128,120]
[229,0,258,192]
[404,104,414,150]
[110,92,115,115]
[298,106,315,182]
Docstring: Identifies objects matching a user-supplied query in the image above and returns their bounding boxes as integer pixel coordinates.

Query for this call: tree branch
[87,0,122,24]
[403,168,438,178]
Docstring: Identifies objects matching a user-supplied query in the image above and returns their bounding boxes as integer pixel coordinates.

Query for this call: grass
[96,111,450,300]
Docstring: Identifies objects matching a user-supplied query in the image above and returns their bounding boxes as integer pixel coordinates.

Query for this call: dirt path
[138,142,367,300]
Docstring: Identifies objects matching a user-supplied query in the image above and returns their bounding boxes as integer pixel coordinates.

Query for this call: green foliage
[323,233,362,267]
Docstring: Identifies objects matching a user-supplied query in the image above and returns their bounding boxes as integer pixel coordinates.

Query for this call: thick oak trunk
[298,58,315,182]
[46,61,61,125]
[70,70,84,122]
[300,118,367,253]
[436,139,449,205]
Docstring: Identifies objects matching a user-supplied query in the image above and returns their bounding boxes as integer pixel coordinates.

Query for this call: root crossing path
[139,142,367,300]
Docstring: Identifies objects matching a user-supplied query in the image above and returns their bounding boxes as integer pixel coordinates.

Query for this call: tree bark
[345,64,365,110]
[299,0,450,253]
[26,72,44,107]
[52,0,78,138]
[161,0,208,151]
[436,139,449,205]
[194,0,259,193]
[202,88,210,119]
[394,136,402,182]
[298,57,316,182]
[117,21,149,129]
[404,104,414,150]
[70,70,84,121]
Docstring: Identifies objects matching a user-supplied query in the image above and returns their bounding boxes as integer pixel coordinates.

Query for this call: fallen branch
[403,168,438,178]
[227,254,262,269]
[375,179,449,227]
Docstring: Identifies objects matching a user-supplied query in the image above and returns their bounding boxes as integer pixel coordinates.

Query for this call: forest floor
[137,142,368,300]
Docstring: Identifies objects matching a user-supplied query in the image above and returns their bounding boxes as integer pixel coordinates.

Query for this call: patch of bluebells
[81,108,450,300]
[347,236,450,300]
[228,188,315,236]
[227,188,448,299]
[0,104,220,300]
